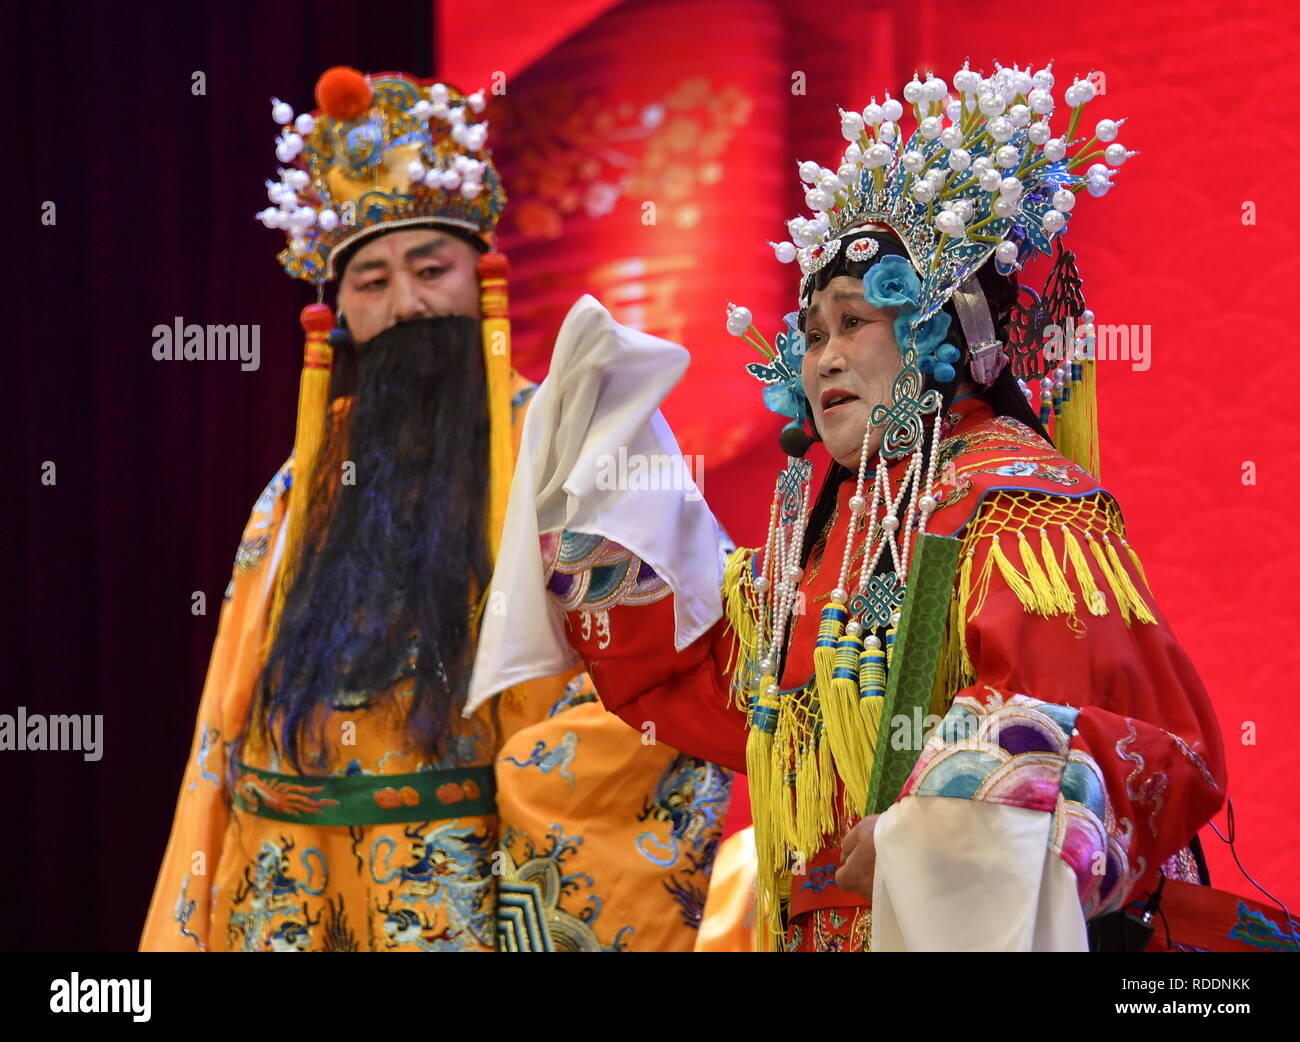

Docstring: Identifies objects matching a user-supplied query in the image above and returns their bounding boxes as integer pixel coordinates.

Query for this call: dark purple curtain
[9,0,433,951]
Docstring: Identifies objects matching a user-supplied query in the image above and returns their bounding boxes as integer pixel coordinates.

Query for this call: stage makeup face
[337,228,482,343]
[801,274,904,468]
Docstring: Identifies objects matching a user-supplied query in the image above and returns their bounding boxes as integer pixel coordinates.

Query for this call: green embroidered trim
[231,760,497,826]
[865,532,961,815]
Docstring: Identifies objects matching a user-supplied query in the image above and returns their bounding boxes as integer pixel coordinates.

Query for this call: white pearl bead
[1043,138,1066,162]
[760,657,775,673]
[993,197,1016,218]
[771,241,797,264]
[881,98,903,122]
[271,99,294,125]
[979,168,1002,192]
[755,576,770,593]
[1027,121,1051,146]
[844,142,862,164]
[901,150,926,173]
[978,92,1005,116]
[919,494,937,513]
[995,239,1018,265]
[912,181,936,203]
[948,148,971,171]
[1064,85,1081,107]
[999,176,1023,200]
[987,116,1014,142]
[879,121,897,143]
[1081,309,1095,323]
[831,587,848,602]
[798,160,821,183]
[881,516,899,532]
[1028,89,1054,115]
[725,306,753,336]
[939,126,963,149]
[919,116,943,140]
[806,188,834,211]
[1042,210,1066,234]
[845,620,862,635]
[317,209,338,231]
[407,160,426,183]
[1032,69,1054,90]
[864,143,893,168]
[849,494,867,513]
[1096,119,1119,142]
[1008,104,1032,128]
[1052,188,1076,213]
[841,108,866,141]
[863,103,883,126]
[789,566,804,582]
[935,210,965,235]
[903,79,924,103]
[995,145,1020,169]
[1104,143,1129,165]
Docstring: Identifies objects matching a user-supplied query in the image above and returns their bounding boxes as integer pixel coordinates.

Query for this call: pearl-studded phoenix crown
[774,60,1131,325]
[256,68,507,285]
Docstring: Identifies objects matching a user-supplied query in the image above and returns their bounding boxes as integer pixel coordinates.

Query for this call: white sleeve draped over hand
[465,295,724,717]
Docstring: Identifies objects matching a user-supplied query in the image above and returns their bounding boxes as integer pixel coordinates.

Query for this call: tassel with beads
[824,630,871,810]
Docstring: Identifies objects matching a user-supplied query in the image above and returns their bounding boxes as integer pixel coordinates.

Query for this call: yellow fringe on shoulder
[939,489,1162,690]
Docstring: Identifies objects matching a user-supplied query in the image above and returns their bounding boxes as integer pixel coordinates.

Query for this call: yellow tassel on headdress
[1056,349,1100,479]
[478,252,513,563]
[266,303,335,649]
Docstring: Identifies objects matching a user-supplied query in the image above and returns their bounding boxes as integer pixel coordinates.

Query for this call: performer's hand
[834,814,881,899]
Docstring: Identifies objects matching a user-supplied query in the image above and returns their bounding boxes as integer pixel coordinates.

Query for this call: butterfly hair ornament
[718,61,1134,944]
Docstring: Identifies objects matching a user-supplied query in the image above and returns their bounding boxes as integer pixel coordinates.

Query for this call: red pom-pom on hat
[315,66,372,122]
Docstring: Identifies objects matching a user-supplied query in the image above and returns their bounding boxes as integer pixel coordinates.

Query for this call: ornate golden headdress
[257,66,506,283]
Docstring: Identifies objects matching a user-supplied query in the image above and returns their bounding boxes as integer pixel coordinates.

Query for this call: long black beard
[249,316,491,774]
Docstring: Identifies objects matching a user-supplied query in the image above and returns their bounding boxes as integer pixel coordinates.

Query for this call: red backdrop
[439,0,1300,911]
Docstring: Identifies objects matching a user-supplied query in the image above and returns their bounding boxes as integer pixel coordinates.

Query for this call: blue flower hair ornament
[863,254,961,383]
